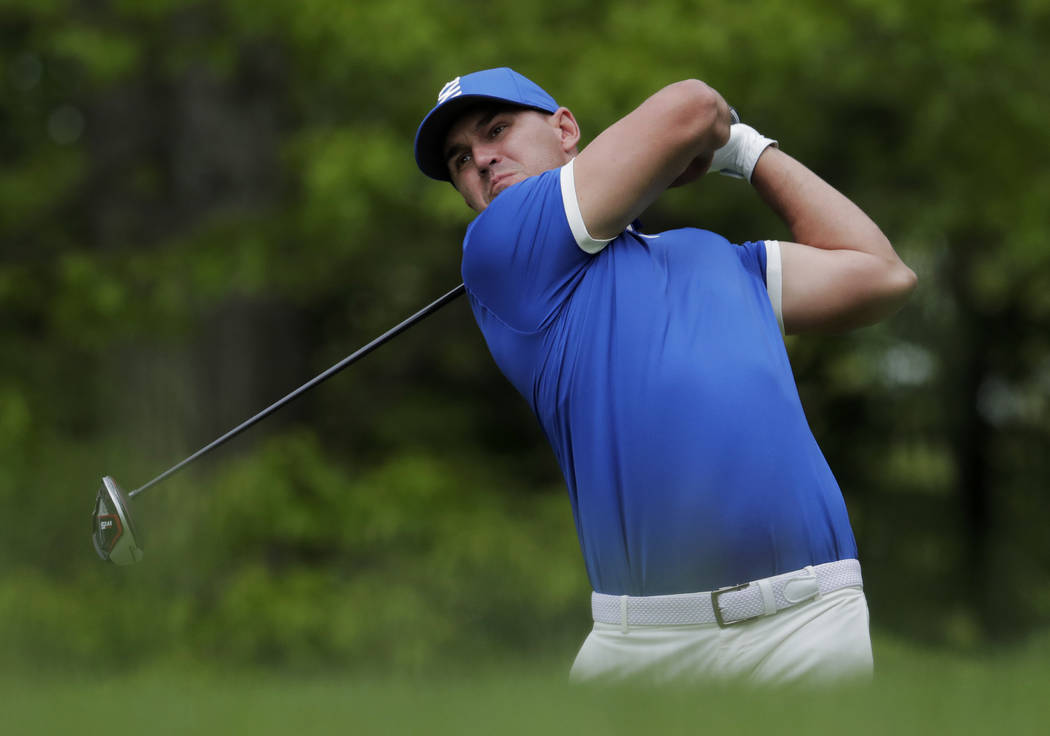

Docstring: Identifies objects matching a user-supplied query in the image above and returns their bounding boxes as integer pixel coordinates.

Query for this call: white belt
[591,559,863,629]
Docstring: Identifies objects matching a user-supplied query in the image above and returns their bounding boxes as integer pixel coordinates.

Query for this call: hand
[708,123,778,182]
[669,106,736,188]
[669,152,714,188]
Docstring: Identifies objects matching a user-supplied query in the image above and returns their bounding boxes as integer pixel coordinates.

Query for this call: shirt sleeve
[461,165,597,333]
[764,240,784,334]
[736,239,785,335]
[559,159,614,254]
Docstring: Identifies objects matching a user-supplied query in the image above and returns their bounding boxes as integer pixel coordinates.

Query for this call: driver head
[92,476,143,565]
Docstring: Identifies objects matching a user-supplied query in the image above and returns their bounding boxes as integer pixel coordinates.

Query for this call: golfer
[414,68,916,684]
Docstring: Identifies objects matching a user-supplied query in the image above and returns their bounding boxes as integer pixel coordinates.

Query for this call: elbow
[887,258,918,303]
[846,253,919,330]
[664,79,731,151]
[871,257,918,322]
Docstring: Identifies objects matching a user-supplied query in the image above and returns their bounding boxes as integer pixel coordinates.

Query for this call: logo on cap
[437,76,462,104]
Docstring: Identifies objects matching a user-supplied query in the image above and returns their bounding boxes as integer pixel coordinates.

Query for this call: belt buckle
[711,582,760,628]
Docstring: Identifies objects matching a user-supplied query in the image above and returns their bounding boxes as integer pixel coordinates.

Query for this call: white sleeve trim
[560,159,613,254]
[764,240,785,335]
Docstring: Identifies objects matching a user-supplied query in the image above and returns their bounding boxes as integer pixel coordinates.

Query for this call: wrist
[709,123,778,182]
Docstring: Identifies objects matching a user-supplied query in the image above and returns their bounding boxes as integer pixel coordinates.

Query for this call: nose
[473,143,501,177]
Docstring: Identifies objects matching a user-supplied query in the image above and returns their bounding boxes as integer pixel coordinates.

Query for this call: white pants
[570,586,873,685]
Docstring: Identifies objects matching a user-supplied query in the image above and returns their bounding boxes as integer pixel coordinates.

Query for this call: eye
[489,123,507,138]
[453,151,472,171]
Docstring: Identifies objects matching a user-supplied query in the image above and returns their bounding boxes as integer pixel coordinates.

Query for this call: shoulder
[459,166,595,334]
[637,226,732,253]
[645,228,773,285]
[465,167,564,246]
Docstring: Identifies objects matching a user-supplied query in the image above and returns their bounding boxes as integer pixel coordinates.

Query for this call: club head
[92,476,143,565]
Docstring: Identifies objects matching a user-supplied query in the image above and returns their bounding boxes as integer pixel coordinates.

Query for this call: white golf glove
[709,123,778,182]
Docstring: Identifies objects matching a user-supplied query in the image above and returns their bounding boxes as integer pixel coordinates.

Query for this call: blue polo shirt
[462,161,857,596]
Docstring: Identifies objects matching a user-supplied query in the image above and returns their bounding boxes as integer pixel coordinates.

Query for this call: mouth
[489,173,516,198]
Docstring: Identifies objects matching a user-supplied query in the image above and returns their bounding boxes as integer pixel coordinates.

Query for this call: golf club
[91,282,466,565]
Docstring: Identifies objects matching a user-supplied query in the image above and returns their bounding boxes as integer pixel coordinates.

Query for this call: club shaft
[129,283,466,498]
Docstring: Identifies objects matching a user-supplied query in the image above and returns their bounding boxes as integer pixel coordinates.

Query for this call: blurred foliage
[1,0,1048,673]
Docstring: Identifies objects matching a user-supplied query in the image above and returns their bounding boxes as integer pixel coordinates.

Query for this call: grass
[5,632,1048,735]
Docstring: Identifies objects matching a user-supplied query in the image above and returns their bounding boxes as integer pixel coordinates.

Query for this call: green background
[2,0,1048,724]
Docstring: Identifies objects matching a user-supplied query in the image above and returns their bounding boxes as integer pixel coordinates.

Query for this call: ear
[550,107,581,154]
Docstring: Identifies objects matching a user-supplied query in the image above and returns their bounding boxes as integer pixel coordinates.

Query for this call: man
[414,68,916,684]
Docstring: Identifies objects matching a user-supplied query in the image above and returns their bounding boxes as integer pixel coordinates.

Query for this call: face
[443,106,579,212]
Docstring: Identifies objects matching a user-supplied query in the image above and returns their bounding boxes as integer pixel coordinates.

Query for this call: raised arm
[750,147,917,334]
[573,80,733,240]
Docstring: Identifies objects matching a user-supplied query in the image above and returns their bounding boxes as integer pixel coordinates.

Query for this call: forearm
[751,147,898,264]
[746,145,917,332]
